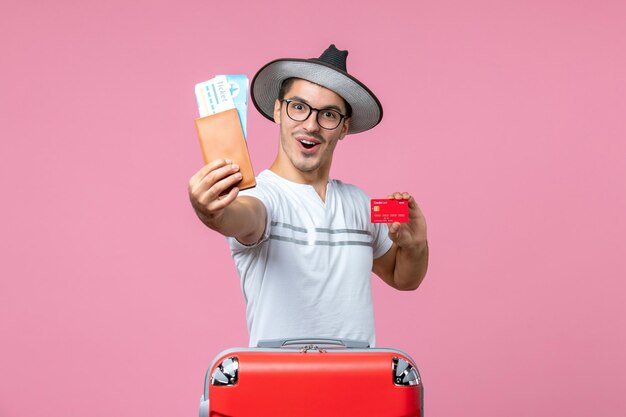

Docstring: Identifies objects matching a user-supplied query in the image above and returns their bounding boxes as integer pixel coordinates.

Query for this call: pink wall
[2,1,625,416]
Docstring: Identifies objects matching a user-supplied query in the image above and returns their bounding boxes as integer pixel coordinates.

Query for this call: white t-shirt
[228,170,393,347]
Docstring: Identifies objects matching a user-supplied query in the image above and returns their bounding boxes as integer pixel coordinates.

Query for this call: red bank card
[370,199,409,223]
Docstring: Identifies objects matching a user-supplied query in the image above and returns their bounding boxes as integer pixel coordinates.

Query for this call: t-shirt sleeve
[372,222,393,259]
[355,186,392,259]
[227,183,273,253]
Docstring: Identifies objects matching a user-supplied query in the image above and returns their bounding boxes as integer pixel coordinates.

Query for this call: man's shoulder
[240,170,281,194]
[254,169,284,187]
[237,170,295,210]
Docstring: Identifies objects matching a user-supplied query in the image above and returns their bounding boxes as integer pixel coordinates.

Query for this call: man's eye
[292,103,306,111]
[322,110,339,120]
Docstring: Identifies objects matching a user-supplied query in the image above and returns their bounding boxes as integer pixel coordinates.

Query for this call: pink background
[2,1,625,416]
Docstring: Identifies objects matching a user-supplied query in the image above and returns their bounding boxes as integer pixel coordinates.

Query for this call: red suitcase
[199,338,423,417]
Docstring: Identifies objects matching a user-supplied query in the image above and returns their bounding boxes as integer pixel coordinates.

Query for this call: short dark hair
[278,78,352,118]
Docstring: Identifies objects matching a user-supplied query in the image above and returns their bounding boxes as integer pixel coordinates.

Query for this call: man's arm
[188,158,266,245]
[372,192,428,291]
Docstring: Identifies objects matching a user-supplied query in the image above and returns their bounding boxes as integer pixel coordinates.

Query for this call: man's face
[273,79,350,174]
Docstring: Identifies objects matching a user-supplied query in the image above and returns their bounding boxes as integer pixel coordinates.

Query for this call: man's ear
[338,118,350,140]
[273,99,282,124]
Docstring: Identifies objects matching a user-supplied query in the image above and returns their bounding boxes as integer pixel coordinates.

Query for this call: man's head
[272,78,350,174]
[251,44,382,135]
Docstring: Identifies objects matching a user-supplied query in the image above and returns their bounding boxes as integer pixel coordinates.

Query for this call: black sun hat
[250,44,383,134]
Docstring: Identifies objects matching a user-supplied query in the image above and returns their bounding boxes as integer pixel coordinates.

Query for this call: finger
[197,158,235,182]
[388,221,401,236]
[189,160,229,194]
[207,186,240,212]
[202,171,243,204]
[408,200,426,223]
[386,192,410,200]
[191,163,240,196]
[189,158,233,186]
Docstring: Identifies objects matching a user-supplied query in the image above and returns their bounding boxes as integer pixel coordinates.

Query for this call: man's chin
[293,158,322,173]
[295,164,320,173]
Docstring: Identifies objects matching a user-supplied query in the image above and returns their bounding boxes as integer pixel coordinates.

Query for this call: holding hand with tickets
[188,158,266,245]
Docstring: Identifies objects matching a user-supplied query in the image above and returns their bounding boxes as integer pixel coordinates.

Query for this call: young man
[188,45,428,347]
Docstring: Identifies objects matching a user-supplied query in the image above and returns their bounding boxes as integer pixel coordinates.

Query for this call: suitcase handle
[257,338,370,349]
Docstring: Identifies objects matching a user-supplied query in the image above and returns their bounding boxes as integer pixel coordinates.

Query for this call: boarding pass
[194,74,249,138]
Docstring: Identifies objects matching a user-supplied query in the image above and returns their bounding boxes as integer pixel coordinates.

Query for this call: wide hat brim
[251,58,383,134]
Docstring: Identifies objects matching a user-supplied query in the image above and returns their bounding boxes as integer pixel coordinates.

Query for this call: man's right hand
[188,158,242,227]
[188,159,267,244]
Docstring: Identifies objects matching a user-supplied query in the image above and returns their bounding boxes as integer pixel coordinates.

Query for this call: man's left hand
[387,192,428,249]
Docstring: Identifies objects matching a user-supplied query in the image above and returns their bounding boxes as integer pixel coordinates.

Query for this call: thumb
[388,222,400,239]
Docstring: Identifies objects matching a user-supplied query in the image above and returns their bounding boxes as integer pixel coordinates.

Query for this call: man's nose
[302,109,321,131]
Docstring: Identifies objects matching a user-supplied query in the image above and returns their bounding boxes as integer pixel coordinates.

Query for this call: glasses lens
[317,109,342,129]
[286,101,310,121]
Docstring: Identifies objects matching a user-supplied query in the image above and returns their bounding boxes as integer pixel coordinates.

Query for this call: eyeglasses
[282,99,346,130]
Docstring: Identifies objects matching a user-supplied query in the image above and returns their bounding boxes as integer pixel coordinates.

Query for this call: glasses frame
[282,99,346,130]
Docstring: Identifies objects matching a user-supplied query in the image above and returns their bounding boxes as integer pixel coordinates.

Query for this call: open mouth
[299,139,318,150]
[295,134,322,153]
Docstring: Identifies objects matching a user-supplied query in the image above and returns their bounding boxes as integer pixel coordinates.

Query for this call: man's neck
[269,160,330,201]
